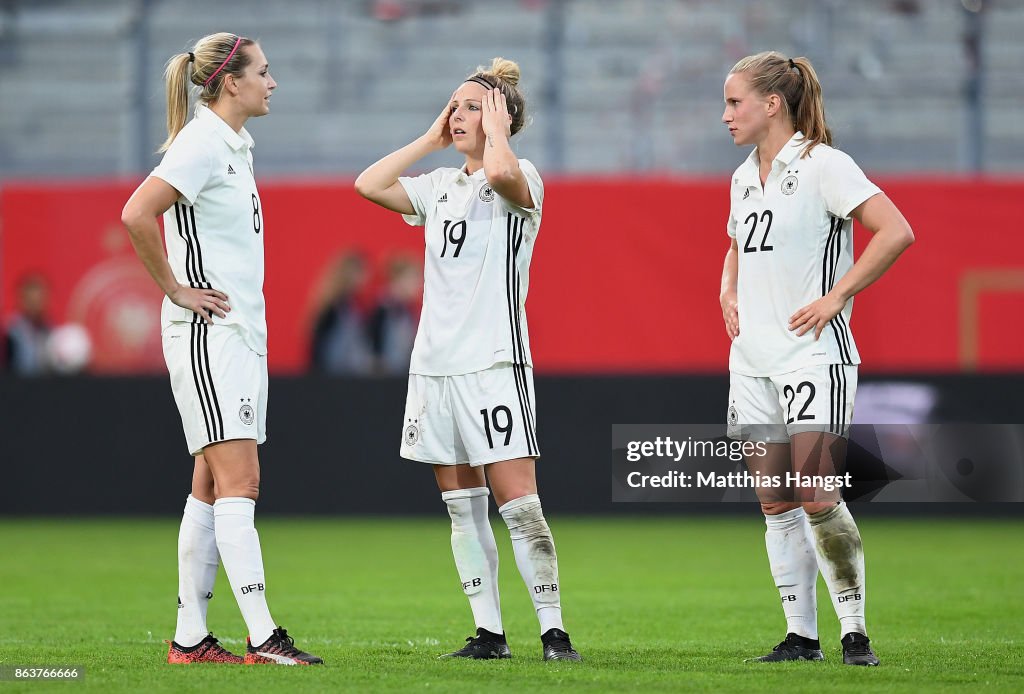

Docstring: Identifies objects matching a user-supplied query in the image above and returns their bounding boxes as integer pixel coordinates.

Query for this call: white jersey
[151,105,267,354]
[398,159,543,376]
[727,133,881,376]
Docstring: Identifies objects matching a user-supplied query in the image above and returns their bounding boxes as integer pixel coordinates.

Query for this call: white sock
[808,501,866,638]
[498,494,563,634]
[442,487,502,635]
[764,507,820,640]
[174,495,219,647]
[213,497,276,646]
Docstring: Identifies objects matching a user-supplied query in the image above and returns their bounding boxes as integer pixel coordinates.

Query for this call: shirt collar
[737,131,806,187]
[773,131,806,167]
[195,104,255,151]
[457,165,488,183]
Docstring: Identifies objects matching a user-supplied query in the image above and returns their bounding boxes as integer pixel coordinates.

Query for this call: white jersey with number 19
[399,159,543,376]
[727,132,881,377]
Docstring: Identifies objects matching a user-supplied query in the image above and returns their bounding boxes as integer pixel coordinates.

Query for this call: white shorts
[162,322,268,456]
[400,362,539,466]
[727,364,857,443]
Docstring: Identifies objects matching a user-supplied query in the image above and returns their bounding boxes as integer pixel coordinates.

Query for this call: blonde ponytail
[158,53,193,153]
[789,56,832,154]
[730,51,832,157]
[157,33,255,153]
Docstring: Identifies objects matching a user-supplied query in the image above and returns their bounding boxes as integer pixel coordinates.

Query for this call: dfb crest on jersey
[781,174,799,195]
[728,405,739,427]
[478,185,495,202]
[239,403,255,426]
[404,419,421,446]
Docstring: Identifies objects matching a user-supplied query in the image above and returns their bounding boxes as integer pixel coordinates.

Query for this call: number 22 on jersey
[742,209,774,253]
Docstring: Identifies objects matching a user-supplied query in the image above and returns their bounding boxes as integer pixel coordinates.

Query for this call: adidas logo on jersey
[227,165,236,174]
[437,193,447,203]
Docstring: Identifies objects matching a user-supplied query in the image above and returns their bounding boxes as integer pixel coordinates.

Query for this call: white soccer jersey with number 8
[151,105,267,355]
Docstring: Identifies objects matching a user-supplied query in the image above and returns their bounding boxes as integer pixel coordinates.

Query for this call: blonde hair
[159,32,256,153]
[466,57,527,136]
[730,51,832,157]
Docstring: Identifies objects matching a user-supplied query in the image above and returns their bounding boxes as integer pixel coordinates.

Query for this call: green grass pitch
[1,516,1021,692]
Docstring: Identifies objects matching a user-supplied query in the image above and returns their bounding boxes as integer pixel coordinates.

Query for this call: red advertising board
[2,177,1022,373]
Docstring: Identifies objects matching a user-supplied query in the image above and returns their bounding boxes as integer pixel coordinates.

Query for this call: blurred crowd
[308,251,422,376]
[2,273,92,376]
[2,251,423,377]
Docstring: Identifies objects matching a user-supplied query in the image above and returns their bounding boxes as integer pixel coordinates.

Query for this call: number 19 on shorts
[480,405,513,449]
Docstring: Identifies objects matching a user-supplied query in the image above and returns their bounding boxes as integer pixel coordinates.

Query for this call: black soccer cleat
[541,628,582,661]
[440,627,511,659]
[749,632,825,662]
[245,627,323,665]
[841,632,880,666]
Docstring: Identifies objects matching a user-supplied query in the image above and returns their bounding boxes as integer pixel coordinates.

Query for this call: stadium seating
[0,0,1020,177]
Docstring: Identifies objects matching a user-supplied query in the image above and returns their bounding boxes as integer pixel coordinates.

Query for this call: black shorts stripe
[189,322,224,443]
[200,323,224,440]
[190,322,213,442]
[829,364,849,435]
[839,364,848,434]
[505,213,537,456]
[829,365,836,434]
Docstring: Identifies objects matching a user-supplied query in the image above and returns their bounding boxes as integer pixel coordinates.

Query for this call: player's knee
[498,493,551,539]
[192,487,216,505]
[492,487,536,509]
[216,478,260,501]
[802,501,837,517]
[761,501,800,516]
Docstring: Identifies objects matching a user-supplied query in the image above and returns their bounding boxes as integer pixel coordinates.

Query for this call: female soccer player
[719,51,914,666]
[121,32,321,666]
[355,58,581,662]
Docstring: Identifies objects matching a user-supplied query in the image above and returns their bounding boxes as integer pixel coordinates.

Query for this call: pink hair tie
[203,37,242,87]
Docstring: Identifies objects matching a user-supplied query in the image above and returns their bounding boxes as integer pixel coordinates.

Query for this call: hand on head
[424,91,456,151]
[481,88,512,140]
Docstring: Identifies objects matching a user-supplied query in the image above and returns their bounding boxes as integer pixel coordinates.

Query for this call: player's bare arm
[789,193,914,340]
[354,94,455,214]
[720,237,740,340]
[121,176,230,324]
[481,88,532,209]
